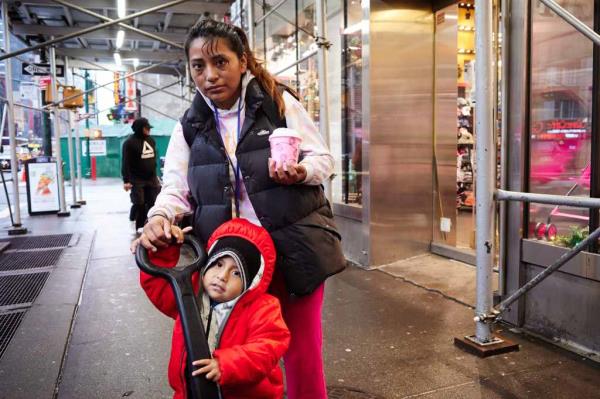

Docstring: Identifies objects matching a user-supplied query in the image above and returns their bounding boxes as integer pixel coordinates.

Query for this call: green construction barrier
[60,119,175,180]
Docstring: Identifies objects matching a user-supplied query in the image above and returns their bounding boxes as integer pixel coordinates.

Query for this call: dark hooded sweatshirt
[121,131,157,183]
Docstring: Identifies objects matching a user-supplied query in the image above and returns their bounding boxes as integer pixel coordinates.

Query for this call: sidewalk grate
[0,311,25,359]
[0,273,50,306]
[327,386,383,399]
[0,234,72,250]
[0,249,64,272]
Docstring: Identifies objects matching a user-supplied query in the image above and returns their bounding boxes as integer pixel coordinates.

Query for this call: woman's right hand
[134,216,173,253]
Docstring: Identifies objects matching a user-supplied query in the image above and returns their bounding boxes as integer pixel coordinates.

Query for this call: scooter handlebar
[135,234,207,279]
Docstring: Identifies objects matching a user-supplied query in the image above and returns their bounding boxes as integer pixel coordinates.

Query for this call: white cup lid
[269,127,302,140]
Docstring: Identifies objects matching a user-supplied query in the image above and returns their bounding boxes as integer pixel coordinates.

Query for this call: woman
[137,18,346,398]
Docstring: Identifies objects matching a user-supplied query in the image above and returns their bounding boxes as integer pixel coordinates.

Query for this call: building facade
[237,0,600,358]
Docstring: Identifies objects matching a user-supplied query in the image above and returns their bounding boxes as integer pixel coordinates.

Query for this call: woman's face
[188,37,247,109]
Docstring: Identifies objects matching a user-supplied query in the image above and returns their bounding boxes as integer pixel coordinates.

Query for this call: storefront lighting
[117,0,127,18]
[116,29,125,49]
[343,22,363,35]
[113,52,122,66]
[132,58,139,68]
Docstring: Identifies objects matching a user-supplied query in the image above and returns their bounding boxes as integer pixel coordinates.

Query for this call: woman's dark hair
[185,18,289,117]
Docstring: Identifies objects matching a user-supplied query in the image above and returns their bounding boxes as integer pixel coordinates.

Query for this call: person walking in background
[134,19,346,399]
[122,117,161,233]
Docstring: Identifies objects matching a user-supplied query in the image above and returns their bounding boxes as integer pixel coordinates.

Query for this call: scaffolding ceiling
[6,0,233,74]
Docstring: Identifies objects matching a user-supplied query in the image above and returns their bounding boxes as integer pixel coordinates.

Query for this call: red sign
[125,76,136,111]
[531,119,588,138]
[39,76,52,89]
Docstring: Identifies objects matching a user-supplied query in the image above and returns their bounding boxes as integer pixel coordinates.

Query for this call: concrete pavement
[0,178,598,399]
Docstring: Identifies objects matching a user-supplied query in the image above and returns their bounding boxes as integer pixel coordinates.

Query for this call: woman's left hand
[268,158,307,185]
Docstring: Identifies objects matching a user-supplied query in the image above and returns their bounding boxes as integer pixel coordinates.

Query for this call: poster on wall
[25,158,60,215]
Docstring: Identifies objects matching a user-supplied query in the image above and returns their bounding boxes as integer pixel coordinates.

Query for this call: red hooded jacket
[140,219,290,399]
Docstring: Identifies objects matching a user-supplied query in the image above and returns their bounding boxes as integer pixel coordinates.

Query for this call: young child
[140,218,290,399]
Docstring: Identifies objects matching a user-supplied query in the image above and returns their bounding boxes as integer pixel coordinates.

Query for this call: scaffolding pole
[70,56,191,104]
[539,0,600,45]
[474,0,495,344]
[74,111,84,204]
[247,0,255,50]
[315,0,332,200]
[45,61,169,109]
[50,42,70,217]
[91,81,180,118]
[51,0,184,49]
[1,1,26,234]
[64,57,80,209]
[0,0,191,62]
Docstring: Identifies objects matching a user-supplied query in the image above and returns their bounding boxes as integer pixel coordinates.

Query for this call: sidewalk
[0,178,598,399]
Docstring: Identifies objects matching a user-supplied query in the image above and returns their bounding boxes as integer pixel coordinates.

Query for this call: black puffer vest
[181,79,346,295]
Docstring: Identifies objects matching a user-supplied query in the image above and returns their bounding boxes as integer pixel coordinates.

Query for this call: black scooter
[136,235,220,399]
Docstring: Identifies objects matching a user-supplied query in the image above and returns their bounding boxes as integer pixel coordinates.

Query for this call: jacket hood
[205,219,276,303]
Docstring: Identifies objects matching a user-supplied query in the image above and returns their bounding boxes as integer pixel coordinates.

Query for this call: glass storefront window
[263,0,297,75]
[297,57,319,124]
[528,0,593,244]
[341,0,362,206]
[297,0,317,57]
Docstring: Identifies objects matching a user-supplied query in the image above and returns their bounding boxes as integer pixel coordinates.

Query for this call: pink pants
[271,275,327,399]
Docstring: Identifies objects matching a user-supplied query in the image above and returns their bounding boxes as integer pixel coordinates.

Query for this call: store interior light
[114,52,122,66]
[116,29,125,49]
[343,22,363,35]
[132,58,139,68]
[117,0,126,18]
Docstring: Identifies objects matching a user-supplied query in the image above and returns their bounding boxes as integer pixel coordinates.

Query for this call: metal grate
[0,234,72,250]
[0,273,50,306]
[0,311,25,359]
[0,249,64,272]
[327,387,383,399]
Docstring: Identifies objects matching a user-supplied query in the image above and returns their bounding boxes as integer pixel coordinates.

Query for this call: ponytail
[231,25,293,118]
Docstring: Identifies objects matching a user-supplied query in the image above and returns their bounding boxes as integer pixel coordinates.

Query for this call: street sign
[22,63,64,77]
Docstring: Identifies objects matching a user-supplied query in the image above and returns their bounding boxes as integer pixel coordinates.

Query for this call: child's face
[202,256,243,302]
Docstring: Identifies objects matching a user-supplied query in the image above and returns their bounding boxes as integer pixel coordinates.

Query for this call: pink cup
[269,128,302,170]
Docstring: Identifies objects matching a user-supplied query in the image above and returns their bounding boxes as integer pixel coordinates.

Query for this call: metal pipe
[254,0,288,25]
[70,56,191,103]
[539,0,600,46]
[185,62,192,101]
[474,0,495,344]
[273,49,317,76]
[0,103,6,141]
[498,0,511,296]
[247,0,255,50]
[64,57,78,207]
[51,0,184,49]
[74,113,83,202]
[496,226,600,314]
[92,81,180,117]
[315,0,331,201]
[0,0,191,62]
[496,189,600,208]
[66,110,78,206]
[45,61,169,109]
[49,43,69,215]
[2,1,22,226]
